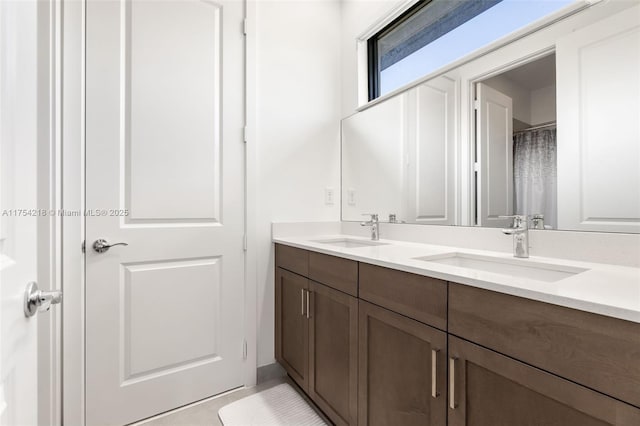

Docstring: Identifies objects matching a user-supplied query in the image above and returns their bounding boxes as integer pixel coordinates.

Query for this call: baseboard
[257,362,286,384]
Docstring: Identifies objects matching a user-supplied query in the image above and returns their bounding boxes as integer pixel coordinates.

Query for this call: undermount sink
[414,252,588,282]
[312,238,389,248]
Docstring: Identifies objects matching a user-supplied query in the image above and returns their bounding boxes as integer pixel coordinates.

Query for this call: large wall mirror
[342,1,640,233]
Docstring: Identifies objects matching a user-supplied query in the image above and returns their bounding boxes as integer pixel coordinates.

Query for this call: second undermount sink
[312,238,389,248]
[414,252,588,282]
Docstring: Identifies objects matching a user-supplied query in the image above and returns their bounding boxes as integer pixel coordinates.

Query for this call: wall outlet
[347,189,356,206]
[325,187,335,205]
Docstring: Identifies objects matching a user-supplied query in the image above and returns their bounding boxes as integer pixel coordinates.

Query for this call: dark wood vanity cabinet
[449,283,640,408]
[275,267,309,391]
[448,336,640,426]
[275,246,358,425]
[309,281,358,425]
[358,300,446,426]
[275,243,640,426]
[309,251,358,297]
[359,263,447,330]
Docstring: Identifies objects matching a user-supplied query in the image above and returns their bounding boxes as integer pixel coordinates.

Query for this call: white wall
[481,74,532,124]
[342,94,405,221]
[254,0,342,367]
[481,77,557,126]
[530,84,556,124]
[340,0,405,116]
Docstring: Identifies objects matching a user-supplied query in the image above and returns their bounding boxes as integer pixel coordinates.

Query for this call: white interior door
[85,1,246,424]
[0,1,39,424]
[405,76,456,225]
[556,4,640,233]
[476,82,513,227]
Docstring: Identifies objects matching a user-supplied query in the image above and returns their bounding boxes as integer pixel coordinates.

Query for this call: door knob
[24,281,62,318]
[93,239,128,253]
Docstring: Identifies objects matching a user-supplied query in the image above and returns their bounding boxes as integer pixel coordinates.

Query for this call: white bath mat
[218,383,328,426]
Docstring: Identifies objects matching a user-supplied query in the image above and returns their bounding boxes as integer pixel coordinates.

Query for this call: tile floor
[134,376,328,426]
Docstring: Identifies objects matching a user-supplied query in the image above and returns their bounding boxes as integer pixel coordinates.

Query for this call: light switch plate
[325,187,335,205]
[347,189,356,206]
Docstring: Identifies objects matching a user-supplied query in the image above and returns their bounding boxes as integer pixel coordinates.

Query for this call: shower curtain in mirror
[513,127,557,229]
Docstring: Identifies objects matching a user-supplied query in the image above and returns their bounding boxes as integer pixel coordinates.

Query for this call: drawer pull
[301,288,305,317]
[431,349,440,398]
[306,290,311,319]
[449,357,457,409]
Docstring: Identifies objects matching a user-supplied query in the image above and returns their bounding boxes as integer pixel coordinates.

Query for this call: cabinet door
[309,281,358,425]
[358,300,446,426]
[275,268,309,392]
[448,335,640,426]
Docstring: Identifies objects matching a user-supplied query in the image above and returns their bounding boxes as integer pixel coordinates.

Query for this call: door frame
[465,48,556,227]
[34,0,63,424]
[60,1,257,424]
[1,0,61,423]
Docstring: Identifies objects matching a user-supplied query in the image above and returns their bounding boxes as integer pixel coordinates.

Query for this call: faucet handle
[499,214,527,227]
[531,214,545,230]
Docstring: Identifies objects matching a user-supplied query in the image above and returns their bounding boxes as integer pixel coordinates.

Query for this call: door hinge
[242,340,248,360]
[243,126,247,144]
[473,162,480,172]
[82,240,85,253]
[242,19,248,36]
[474,99,480,110]
[243,234,247,251]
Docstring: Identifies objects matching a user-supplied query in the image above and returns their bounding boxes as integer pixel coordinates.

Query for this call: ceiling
[500,54,556,91]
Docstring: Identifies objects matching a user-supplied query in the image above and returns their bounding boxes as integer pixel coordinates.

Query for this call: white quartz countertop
[273,234,640,323]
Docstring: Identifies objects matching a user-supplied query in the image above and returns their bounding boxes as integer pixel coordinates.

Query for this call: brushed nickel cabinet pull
[449,357,457,409]
[431,349,440,398]
[301,288,305,316]
[306,290,311,319]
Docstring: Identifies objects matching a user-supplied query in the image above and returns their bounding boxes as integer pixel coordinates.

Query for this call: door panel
[358,300,446,426]
[125,0,222,222]
[85,1,245,424]
[0,1,39,424]
[556,5,640,232]
[123,258,222,380]
[309,281,358,426]
[476,82,513,227]
[448,336,640,426]
[275,268,309,392]
[406,76,456,225]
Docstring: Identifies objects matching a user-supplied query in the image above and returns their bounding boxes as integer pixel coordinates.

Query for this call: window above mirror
[368,0,576,100]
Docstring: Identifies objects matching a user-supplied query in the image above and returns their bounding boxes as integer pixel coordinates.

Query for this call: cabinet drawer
[448,335,640,425]
[275,244,309,277]
[449,283,640,407]
[359,263,447,331]
[309,252,358,297]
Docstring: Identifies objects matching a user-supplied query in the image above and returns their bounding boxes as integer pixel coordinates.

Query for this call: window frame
[360,0,587,108]
[367,0,429,101]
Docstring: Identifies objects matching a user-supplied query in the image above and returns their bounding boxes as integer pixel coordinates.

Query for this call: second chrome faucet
[361,213,379,241]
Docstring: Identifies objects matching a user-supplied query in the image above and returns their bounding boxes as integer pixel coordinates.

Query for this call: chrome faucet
[501,215,529,258]
[361,213,379,241]
[531,214,545,230]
